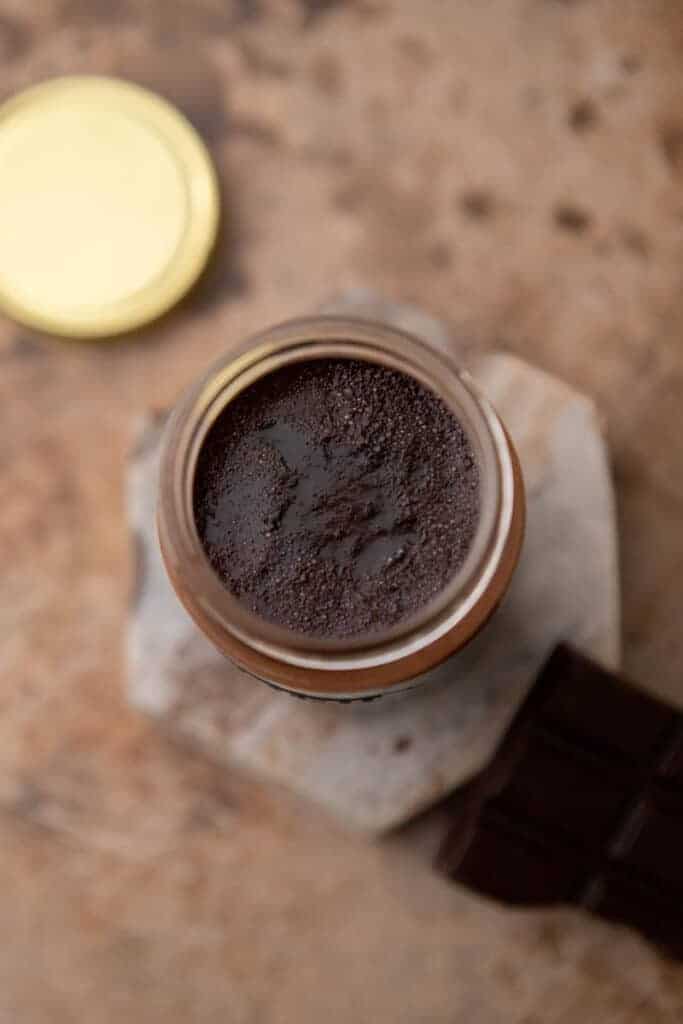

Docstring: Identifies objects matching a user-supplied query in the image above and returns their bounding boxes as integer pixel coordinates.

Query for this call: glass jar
[157,316,525,700]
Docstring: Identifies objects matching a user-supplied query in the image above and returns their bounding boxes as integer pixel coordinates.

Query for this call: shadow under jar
[157,317,525,700]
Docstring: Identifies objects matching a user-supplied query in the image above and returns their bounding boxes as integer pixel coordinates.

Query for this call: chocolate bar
[436,645,683,958]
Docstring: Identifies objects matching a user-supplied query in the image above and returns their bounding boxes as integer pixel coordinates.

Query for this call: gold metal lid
[0,76,219,338]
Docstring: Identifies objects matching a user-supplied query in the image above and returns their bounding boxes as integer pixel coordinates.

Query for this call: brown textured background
[1,1,682,1020]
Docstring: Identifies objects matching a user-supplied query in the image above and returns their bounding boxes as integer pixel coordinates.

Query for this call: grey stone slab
[127,296,620,834]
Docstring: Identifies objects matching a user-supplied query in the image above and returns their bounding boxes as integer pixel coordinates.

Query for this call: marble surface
[128,297,620,833]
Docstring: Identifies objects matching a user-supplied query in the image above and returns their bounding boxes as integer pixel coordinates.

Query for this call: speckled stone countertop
[1,1,683,1020]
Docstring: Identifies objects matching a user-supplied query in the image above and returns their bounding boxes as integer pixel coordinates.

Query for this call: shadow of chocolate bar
[436,645,683,958]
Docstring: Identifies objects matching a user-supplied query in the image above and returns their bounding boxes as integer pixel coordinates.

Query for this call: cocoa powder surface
[193,359,480,638]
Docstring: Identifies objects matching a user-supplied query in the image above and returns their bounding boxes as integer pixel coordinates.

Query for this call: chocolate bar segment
[453,814,586,905]
[437,645,683,958]
[536,654,677,762]
[489,729,632,844]
[617,793,683,889]
[659,731,683,784]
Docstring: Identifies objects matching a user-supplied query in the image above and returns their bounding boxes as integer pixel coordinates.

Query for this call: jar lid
[0,76,220,338]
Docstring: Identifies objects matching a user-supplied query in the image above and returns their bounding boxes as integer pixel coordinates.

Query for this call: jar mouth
[158,316,517,674]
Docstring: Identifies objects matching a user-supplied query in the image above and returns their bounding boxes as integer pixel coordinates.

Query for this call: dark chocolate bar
[436,645,683,958]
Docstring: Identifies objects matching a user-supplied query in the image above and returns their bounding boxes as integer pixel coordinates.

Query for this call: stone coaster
[127,296,620,834]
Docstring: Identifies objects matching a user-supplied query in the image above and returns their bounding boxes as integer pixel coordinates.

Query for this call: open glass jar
[158,316,525,700]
